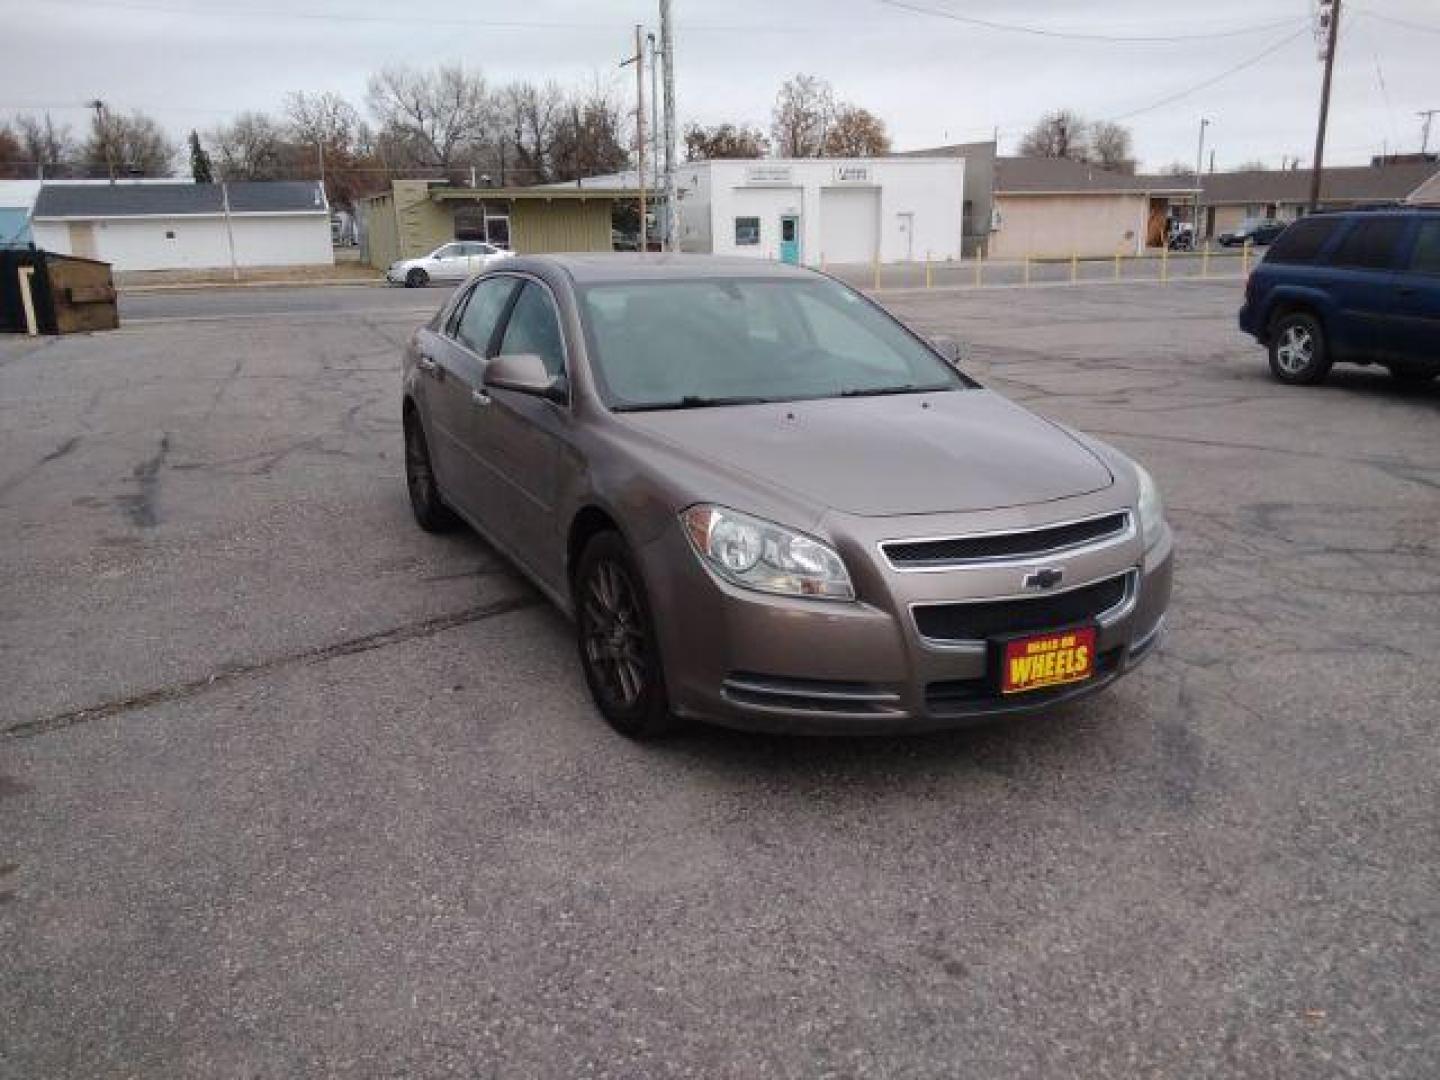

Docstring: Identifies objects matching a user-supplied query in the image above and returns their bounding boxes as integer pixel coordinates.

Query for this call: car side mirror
[484,352,567,403]
[928,335,970,368]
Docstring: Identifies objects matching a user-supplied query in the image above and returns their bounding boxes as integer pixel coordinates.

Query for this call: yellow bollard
[1201,245,1210,279]
[1242,240,1252,278]
[1161,244,1169,283]
[974,248,983,287]
[1115,252,1122,281]
[1070,251,1079,285]
[1023,256,1031,286]
[926,251,933,289]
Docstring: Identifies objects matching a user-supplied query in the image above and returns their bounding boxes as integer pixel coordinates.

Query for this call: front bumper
[640,496,1175,735]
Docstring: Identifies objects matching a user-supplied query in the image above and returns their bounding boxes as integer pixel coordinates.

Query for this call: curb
[119,278,388,295]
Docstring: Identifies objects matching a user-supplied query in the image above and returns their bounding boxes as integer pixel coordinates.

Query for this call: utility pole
[660,0,678,251]
[89,99,116,183]
[620,25,648,251]
[648,31,660,190]
[1420,109,1439,155]
[1308,0,1341,212]
[1193,117,1209,241]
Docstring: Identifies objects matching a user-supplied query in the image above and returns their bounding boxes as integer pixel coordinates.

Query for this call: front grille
[925,647,1123,715]
[722,673,903,716]
[913,573,1130,643]
[883,512,1130,568]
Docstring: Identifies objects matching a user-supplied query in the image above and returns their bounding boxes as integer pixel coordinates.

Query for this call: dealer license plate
[1000,627,1097,695]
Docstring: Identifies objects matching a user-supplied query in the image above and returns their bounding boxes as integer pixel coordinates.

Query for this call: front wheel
[1268,312,1330,385]
[574,532,674,738]
[405,267,429,288]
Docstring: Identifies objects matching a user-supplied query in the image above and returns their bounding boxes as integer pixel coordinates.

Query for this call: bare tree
[209,111,291,180]
[683,122,769,161]
[499,80,565,184]
[771,74,836,157]
[16,113,76,176]
[1017,109,1090,161]
[0,124,24,178]
[550,86,629,182]
[85,107,176,177]
[1157,160,1195,177]
[1235,159,1270,171]
[367,64,491,170]
[285,91,361,152]
[822,106,891,157]
[1089,120,1134,173]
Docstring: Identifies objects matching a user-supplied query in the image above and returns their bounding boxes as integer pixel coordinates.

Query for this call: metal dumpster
[1,249,119,334]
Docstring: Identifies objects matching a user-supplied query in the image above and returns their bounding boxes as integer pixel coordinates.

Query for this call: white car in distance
[387,242,513,288]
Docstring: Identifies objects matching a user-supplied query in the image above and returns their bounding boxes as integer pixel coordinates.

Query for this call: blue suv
[1238,209,1440,386]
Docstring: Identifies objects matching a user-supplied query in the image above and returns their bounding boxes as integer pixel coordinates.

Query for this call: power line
[1350,6,1440,35]
[1104,26,1310,122]
[874,0,1308,43]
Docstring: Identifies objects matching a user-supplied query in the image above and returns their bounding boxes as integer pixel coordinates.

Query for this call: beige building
[1409,170,1440,205]
[1137,160,1440,238]
[357,179,626,269]
[987,158,1196,259]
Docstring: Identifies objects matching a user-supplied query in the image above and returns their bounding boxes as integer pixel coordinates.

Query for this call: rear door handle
[471,388,491,407]
[416,355,437,374]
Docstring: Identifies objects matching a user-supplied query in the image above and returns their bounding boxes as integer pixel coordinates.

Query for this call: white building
[30,181,333,272]
[672,158,965,266]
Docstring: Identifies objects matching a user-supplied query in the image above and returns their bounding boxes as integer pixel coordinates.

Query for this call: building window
[165,230,176,239]
[735,217,760,246]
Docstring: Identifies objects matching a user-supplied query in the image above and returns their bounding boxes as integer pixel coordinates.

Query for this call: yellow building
[356,179,628,269]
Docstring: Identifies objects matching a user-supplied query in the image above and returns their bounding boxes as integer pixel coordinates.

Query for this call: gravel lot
[2,279,1437,1078]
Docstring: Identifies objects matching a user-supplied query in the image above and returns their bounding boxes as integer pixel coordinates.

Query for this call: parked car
[1218,218,1287,247]
[401,255,1173,737]
[386,241,513,287]
[1238,208,1440,385]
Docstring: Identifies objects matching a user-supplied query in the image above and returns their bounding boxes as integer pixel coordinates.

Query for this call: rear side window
[1408,220,1440,275]
[1329,218,1407,270]
[1264,217,1341,264]
[497,282,566,376]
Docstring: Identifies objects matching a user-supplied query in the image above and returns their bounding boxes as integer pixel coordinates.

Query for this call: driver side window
[497,281,566,377]
[454,277,518,355]
[434,244,461,260]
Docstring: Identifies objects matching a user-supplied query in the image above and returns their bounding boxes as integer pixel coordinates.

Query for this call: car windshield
[579,277,967,410]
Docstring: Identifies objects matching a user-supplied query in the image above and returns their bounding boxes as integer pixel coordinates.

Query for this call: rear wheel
[1268,312,1330,385]
[574,531,674,738]
[403,411,457,532]
[405,267,428,288]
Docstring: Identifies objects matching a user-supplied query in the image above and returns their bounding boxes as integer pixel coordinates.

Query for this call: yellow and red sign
[1001,627,1096,695]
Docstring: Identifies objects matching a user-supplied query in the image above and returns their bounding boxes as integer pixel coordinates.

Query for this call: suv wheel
[574,531,674,739]
[403,412,457,532]
[1268,312,1331,385]
[405,267,428,288]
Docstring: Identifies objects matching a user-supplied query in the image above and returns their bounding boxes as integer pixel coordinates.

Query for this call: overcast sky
[4,0,1438,172]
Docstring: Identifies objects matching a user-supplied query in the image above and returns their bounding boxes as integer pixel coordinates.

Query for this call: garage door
[820,187,879,264]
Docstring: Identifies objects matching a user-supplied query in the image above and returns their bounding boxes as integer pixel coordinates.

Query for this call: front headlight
[681,505,854,600]
[1135,464,1166,549]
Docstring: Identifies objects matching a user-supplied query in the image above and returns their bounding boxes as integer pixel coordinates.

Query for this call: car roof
[509,253,821,284]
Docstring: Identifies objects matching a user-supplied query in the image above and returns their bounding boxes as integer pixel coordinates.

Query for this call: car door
[424,275,520,523]
[1322,216,1409,360]
[430,243,469,281]
[471,278,572,592]
[1391,218,1440,366]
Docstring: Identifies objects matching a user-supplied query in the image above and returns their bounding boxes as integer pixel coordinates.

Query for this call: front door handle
[416,355,437,374]
[472,388,492,407]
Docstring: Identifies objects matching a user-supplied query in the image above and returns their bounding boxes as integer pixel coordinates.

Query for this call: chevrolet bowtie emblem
[1023,567,1064,591]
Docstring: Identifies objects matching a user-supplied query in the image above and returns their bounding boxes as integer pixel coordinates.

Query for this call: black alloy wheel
[575,532,673,738]
[403,413,457,532]
[405,267,428,288]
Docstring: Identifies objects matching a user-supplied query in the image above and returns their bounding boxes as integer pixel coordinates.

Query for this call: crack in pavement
[4,591,544,741]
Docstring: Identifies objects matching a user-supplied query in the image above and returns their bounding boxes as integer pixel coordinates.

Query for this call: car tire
[405,267,428,288]
[1268,312,1331,385]
[403,411,458,532]
[1384,365,1437,387]
[574,531,675,739]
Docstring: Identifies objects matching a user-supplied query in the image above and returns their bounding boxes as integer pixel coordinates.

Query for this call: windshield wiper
[619,394,771,412]
[838,384,943,398]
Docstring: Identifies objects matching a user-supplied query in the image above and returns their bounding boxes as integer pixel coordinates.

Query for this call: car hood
[618,389,1113,517]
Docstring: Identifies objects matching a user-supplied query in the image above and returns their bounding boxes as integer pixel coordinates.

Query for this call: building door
[68,222,97,259]
[820,188,880,264]
[897,212,914,260]
[779,215,800,264]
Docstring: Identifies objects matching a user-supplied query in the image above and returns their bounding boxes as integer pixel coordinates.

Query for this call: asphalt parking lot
[3,278,1438,1078]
